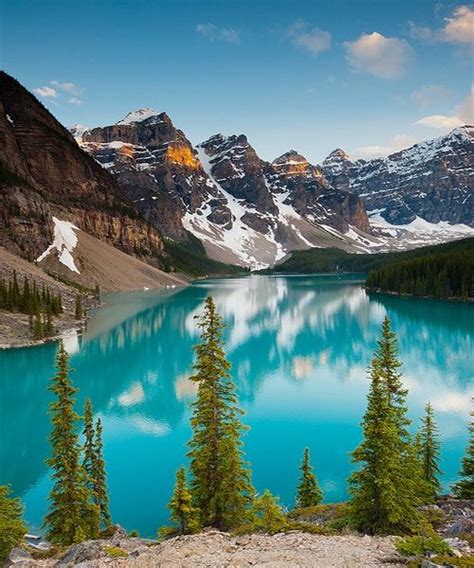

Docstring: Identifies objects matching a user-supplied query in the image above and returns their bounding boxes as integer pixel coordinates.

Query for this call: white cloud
[68,97,82,105]
[353,134,420,159]
[196,23,240,44]
[415,114,464,129]
[443,5,474,43]
[344,32,412,78]
[33,86,57,98]
[287,20,331,55]
[411,84,452,108]
[415,86,474,131]
[51,81,80,93]
[408,5,474,45]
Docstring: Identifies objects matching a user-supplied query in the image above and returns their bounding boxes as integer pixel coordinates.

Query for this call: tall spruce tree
[188,296,254,530]
[44,343,100,544]
[83,398,95,487]
[82,400,111,527]
[92,418,111,527]
[168,467,200,535]
[0,486,27,562]
[349,318,422,535]
[419,402,442,499]
[453,405,474,499]
[295,448,323,508]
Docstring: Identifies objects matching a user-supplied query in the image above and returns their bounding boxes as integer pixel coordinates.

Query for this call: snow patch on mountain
[37,217,80,273]
[116,108,160,125]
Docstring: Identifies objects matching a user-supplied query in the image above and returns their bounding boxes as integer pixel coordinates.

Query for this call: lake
[0,274,472,538]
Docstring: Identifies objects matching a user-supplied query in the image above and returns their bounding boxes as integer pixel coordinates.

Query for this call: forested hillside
[366,239,473,299]
[264,238,474,280]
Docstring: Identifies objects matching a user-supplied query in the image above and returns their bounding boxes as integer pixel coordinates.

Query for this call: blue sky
[1,0,473,162]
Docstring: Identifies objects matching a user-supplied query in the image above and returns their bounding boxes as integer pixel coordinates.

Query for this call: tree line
[0,299,472,560]
[0,270,87,340]
[366,248,474,300]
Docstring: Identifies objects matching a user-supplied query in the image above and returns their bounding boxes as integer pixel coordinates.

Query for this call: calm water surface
[0,275,472,537]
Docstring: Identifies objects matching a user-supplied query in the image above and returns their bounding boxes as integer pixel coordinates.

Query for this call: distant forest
[366,239,473,300]
[263,238,474,300]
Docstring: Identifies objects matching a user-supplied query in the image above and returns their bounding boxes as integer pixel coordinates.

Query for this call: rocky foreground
[8,529,403,567]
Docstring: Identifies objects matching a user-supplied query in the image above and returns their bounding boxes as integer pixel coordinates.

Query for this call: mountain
[321,126,474,227]
[0,72,184,291]
[78,111,375,268]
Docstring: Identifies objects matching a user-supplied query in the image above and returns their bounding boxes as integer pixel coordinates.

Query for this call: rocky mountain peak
[116,108,160,125]
[272,150,315,177]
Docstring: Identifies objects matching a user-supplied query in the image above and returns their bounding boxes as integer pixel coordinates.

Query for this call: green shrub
[395,534,452,557]
[105,546,128,558]
[128,530,139,538]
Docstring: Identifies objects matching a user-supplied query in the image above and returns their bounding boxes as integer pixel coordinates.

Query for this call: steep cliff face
[321,127,474,227]
[0,72,165,265]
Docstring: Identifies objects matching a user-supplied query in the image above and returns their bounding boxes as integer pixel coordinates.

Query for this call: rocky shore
[5,498,472,568]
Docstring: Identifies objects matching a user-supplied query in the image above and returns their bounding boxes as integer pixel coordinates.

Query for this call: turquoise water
[0,274,472,537]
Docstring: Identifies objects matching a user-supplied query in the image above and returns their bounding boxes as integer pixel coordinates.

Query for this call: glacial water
[0,274,472,538]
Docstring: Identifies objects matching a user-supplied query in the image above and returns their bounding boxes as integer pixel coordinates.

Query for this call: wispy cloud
[352,134,420,160]
[68,97,82,106]
[411,85,452,109]
[196,23,240,44]
[286,19,331,55]
[33,80,84,105]
[344,32,412,79]
[51,81,81,94]
[33,86,57,98]
[415,85,474,131]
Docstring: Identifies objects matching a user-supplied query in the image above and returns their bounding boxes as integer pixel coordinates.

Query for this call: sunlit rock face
[0,72,165,265]
[321,127,474,227]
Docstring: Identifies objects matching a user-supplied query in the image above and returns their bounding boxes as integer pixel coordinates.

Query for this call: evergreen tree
[75,295,83,319]
[82,400,111,527]
[44,342,100,544]
[188,296,254,530]
[349,318,421,535]
[92,418,111,527]
[83,399,95,484]
[418,402,442,499]
[295,448,323,508]
[453,405,474,499]
[0,486,27,562]
[33,313,43,340]
[251,490,287,534]
[168,467,200,535]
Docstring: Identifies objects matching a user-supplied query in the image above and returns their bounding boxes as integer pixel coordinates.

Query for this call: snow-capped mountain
[75,110,474,268]
[321,126,474,227]
[77,111,377,268]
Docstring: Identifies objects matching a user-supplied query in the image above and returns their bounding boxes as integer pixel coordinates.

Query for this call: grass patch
[105,546,128,558]
[395,534,452,557]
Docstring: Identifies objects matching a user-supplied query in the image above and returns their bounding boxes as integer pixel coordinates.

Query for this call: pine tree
[188,296,254,530]
[75,295,83,319]
[0,486,27,562]
[348,318,421,535]
[33,313,43,340]
[168,467,200,535]
[83,399,95,484]
[251,490,287,534]
[44,342,100,544]
[82,400,111,527]
[419,402,442,500]
[92,418,111,527]
[295,448,323,508]
[453,404,474,499]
